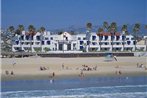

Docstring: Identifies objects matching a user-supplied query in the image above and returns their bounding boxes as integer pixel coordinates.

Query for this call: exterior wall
[12,31,146,52]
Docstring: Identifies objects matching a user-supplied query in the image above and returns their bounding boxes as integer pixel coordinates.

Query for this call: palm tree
[121,24,128,51]
[133,23,140,51]
[86,22,92,31]
[103,21,109,32]
[28,25,36,53]
[40,26,46,52]
[97,27,104,51]
[17,25,25,57]
[8,26,15,52]
[110,22,117,51]
[86,22,92,52]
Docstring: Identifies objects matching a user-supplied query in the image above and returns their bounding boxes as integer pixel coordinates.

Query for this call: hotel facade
[12,31,147,53]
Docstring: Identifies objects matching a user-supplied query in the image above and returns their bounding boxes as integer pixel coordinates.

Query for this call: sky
[1,0,147,30]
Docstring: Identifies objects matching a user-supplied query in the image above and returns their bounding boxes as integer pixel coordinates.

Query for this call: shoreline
[2,71,146,81]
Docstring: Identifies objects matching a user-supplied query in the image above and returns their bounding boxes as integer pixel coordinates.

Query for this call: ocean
[1,76,147,98]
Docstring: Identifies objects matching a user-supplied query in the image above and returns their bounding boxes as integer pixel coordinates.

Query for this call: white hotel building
[12,31,147,53]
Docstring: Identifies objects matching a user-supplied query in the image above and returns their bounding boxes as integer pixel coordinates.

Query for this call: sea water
[1,76,147,98]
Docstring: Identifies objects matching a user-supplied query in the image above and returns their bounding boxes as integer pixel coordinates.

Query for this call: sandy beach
[1,56,147,81]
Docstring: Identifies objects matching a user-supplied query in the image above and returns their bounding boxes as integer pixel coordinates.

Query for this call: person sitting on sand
[11,71,14,75]
[5,70,9,75]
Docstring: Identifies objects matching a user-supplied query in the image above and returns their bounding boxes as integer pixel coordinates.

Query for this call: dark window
[105,36,108,40]
[99,36,103,40]
[133,41,136,45]
[122,35,126,40]
[111,36,114,40]
[42,41,44,45]
[21,35,24,40]
[127,41,131,45]
[116,43,119,45]
[83,37,86,40]
[92,36,96,40]
[47,41,50,45]
[36,36,40,40]
[66,37,68,41]
[105,43,108,45]
[16,41,19,45]
[67,44,71,50]
[87,41,90,45]
[80,46,83,50]
[78,37,81,40]
[126,38,129,40]
[92,42,96,45]
[45,38,48,40]
[131,38,134,40]
[80,41,83,45]
[59,44,63,50]
[26,35,29,40]
[116,36,120,41]
[50,37,53,40]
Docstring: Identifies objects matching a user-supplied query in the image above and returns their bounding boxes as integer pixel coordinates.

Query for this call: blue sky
[1,0,147,30]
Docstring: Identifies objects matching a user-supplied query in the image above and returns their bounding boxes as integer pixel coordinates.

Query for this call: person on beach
[113,56,117,61]
[11,71,14,75]
[62,63,64,69]
[52,72,55,77]
[5,70,9,75]
[79,70,84,78]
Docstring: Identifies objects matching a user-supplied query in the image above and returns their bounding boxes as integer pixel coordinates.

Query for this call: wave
[1,84,147,98]
[1,92,147,98]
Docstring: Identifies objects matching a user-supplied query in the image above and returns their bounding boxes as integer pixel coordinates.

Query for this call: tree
[8,26,15,36]
[40,27,45,33]
[110,22,117,51]
[97,27,104,51]
[39,26,46,52]
[121,24,128,51]
[28,25,36,52]
[133,23,140,51]
[86,22,92,31]
[103,21,109,32]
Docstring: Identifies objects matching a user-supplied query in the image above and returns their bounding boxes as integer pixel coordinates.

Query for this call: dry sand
[1,57,147,81]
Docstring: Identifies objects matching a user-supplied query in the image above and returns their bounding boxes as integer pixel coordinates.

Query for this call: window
[80,46,83,50]
[78,37,81,40]
[122,36,126,40]
[66,37,68,41]
[45,38,48,40]
[26,35,29,40]
[83,37,86,40]
[50,37,53,40]
[21,35,24,40]
[126,38,129,40]
[87,41,90,45]
[131,38,134,40]
[80,41,83,45]
[116,36,120,41]
[133,41,136,45]
[47,41,50,45]
[111,36,114,40]
[16,41,19,45]
[99,36,103,40]
[92,36,96,40]
[36,36,40,40]
[42,41,44,45]
[127,41,131,45]
[105,36,108,40]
